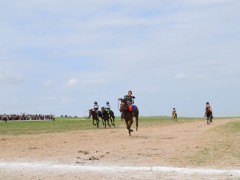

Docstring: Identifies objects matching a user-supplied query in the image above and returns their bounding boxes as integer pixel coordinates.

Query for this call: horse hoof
[130,129,133,132]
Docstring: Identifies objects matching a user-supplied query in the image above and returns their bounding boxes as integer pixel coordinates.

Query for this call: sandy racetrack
[0,118,240,179]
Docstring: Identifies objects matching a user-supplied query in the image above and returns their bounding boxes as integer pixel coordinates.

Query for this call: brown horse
[171,111,177,121]
[205,107,213,125]
[119,101,139,136]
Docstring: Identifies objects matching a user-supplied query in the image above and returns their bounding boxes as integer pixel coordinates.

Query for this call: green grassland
[0,116,203,135]
[0,117,239,136]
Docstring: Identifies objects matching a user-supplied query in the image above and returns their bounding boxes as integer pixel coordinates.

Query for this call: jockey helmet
[94,101,97,104]
[206,102,209,105]
[106,101,109,104]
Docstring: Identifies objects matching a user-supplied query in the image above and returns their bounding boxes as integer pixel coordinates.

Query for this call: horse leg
[92,118,96,125]
[126,120,132,136]
[210,114,213,123]
[207,116,210,125]
[136,115,139,131]
[125,119,128,129]
[111,117,115,127]
[102,118,105,126]
[128,128,131,136]
[97,118,99,128]
[121,113,124,121]
[109,116,114,127]
[128,118,133,132]
[107,119,111,127]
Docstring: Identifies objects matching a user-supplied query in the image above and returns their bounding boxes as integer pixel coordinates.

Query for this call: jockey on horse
[119,90,139,135]
[88,101,99,118]
[171,107,177,121]
[205,102,213,124]
[103,101,115,127]
[119,90,135,119]
[105,101,111,117]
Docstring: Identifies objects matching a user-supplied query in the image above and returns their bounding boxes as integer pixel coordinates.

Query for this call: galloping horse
[100,107,113,128]
[171,111,177,121]
[88,109,101,128]
[108,109,115,127]
[205,107,213,125]
[119,100,139,136]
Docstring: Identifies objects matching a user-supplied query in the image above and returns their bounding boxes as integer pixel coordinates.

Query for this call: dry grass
[187,120,240,168]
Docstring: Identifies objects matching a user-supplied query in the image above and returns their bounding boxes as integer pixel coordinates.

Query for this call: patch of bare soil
[0,118,239,179]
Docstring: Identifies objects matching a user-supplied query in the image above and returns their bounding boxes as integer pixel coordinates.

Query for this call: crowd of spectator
[0,114,55,121]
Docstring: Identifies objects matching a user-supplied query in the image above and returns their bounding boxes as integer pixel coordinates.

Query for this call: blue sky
[0,0,240,117]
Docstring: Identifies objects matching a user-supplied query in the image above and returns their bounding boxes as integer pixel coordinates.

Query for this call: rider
[205,102,213,118]
[123,90,135,107]
[172,108,176,114]
[105,101,111,114]
[119,90,135,118]
[205,102,211,112]
[93,101,99,118]
[172,108,177,118]
[105,101,111,110]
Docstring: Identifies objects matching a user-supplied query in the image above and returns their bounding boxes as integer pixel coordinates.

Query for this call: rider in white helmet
[93,101,99,118]
[105,101,111,113]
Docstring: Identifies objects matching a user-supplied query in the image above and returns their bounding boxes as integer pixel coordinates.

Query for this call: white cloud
[175,73,188,80]
[67,78,79,86]
[67,78,107,87]
[0,73,24,85]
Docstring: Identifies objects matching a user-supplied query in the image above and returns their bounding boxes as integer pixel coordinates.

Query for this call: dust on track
[0,118,239,179]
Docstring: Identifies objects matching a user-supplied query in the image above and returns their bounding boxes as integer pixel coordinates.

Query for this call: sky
[0,0,240,117]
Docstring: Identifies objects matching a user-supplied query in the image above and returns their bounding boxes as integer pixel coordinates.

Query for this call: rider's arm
[132,96,135,104]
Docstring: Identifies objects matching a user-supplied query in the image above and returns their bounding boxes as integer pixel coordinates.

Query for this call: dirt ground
[0,118,240,180]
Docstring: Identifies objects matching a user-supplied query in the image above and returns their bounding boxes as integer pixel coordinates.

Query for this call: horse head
[101,107,105,113]
[120,100,128,112]
[88,109,92,116]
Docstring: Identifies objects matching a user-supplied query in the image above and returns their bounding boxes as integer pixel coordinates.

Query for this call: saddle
[128,105,137,112]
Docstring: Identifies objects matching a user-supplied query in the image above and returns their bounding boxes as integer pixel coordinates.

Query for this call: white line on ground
[0,161,239,176]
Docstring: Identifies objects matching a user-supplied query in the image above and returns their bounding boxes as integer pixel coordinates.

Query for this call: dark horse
[88,109,102,128]
[205,107,213,125]
[101,107,115,127]
[100,107,114,128]
[109,109,115,127]
[119,100,139,136]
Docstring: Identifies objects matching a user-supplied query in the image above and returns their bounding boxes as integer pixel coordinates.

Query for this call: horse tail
[111,110,115,118]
